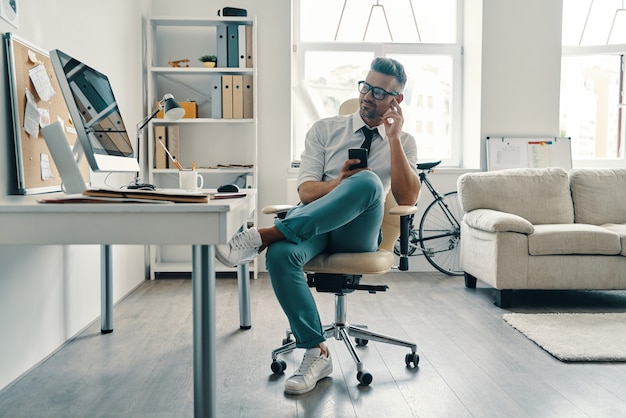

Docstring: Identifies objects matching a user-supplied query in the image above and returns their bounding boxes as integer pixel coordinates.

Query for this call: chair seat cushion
[304,250,394,275]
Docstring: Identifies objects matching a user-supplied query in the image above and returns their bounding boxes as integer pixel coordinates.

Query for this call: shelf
[151,17,253,27]
[151,66,254,75]
[151,118,255,124]
[152,168,254,174]
[151,260,254,275]
[146,15,258,278]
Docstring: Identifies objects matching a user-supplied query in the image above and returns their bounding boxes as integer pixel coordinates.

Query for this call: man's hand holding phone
[348,148,368,170]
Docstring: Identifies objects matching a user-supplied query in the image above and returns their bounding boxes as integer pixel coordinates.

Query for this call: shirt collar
[351,111,385,138]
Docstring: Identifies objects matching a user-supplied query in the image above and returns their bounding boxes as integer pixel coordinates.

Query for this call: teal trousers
[265,170,385,348]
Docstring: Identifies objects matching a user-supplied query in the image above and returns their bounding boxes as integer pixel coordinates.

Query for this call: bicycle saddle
[416,160,442,171]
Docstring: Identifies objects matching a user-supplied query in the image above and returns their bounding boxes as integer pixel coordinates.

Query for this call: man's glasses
[358,81,399,100]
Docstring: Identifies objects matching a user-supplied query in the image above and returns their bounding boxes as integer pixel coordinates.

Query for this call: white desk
[0,191,256,418]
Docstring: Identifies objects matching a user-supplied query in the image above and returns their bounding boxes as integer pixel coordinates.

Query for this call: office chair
[264,98,420,385]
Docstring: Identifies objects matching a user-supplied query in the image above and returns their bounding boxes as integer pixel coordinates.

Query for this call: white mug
[179,170,204,191]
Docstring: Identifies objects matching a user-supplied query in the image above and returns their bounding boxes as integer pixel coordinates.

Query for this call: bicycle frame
[417,171,461,243]
[394,161,463,275]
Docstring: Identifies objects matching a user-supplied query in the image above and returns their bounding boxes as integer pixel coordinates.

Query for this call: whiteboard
[486,137,572,171]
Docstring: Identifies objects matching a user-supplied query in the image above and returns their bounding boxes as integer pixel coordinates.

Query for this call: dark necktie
[359,126,375,152]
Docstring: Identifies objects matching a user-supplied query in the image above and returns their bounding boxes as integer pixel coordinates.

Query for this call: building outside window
[292,0,462,166]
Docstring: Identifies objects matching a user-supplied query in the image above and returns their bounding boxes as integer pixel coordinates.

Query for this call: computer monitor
[49,49,139,173]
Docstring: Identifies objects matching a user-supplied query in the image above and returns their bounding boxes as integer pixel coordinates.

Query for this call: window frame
[291,1,464,167]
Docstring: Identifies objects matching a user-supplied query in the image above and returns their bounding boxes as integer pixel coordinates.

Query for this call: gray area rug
[503,313,626,362]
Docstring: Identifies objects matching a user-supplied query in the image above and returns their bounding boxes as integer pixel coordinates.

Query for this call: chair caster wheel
[357,371,373,385]
[405,352,420,367]
[271,359,287,374]
[355,338,368,346]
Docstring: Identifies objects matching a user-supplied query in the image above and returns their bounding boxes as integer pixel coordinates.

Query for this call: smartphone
[348,148,368,170]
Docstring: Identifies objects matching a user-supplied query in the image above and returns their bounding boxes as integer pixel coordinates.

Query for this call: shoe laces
[230,230,259,251]
[294,352,321,376]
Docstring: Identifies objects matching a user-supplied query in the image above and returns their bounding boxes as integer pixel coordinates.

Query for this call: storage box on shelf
[145,16,258,278]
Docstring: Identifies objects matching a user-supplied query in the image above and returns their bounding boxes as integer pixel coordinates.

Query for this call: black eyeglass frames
[357,80,399,100]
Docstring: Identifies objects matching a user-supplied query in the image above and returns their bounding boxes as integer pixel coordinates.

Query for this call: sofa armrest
[464,209,534,234]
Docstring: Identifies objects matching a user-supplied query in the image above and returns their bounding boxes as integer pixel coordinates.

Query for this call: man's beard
[360,100,379,120]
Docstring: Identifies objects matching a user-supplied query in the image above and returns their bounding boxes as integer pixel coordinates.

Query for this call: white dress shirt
[297,111,418,193]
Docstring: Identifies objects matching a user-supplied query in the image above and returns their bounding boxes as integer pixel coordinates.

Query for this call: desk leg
[192,244,216,418]
[101,245,114,334]
[237,263,251,329]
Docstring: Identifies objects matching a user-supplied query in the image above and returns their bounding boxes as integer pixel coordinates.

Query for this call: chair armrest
[388,205,419,217]
[464,208,534,234]
[262,205,294,216]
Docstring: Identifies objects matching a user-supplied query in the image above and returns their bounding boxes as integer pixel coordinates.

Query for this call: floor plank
[1,272,626,417]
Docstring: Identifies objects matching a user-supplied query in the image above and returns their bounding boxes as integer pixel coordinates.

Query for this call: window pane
[388,54,454,161]
[563,0,626,46]
[299,0,456,43]
[304,51,373,115]
[560,55,624,159]
[293,51,374,160]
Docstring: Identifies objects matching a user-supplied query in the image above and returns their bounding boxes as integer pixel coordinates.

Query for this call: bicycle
[393,160,463,276]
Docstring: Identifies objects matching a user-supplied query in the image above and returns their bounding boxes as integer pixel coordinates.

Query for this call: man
[217,57,420,395]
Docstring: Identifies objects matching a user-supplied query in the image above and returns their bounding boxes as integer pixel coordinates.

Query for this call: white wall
[0,1,150,391]
[0,0,567,392]
[477,0,563,169]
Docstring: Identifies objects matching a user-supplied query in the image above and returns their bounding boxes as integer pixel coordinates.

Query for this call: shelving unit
[144,16,258,278]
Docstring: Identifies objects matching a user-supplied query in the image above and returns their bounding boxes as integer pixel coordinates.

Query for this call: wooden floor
[2,272,626,417]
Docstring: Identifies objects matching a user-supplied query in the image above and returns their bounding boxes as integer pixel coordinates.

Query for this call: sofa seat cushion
[457,168,574,225]
[601,223,626,256]
[529,224,621,256]
[570,168,626,225]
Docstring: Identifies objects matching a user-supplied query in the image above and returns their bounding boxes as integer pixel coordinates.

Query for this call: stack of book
[217,24,253,69]
[211,74,253,119]
[154,126,180,169]
[211,24,254,119]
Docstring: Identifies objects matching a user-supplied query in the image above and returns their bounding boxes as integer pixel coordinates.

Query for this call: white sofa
[457,167,626,307]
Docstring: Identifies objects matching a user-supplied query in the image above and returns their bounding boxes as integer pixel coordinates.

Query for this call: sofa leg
[464,272,477,288]
[495,290,513,308]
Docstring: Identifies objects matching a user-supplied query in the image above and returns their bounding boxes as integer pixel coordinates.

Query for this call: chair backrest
[338,98,359,115]
[338,98,400,254]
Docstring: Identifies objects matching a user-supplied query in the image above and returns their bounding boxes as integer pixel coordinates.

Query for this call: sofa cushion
[601,223,626,256]
[457,168,574,225]
[528,224,621,256]
[569,168,626,225]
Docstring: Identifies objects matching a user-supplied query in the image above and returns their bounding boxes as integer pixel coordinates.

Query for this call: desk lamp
[129,93,186,189]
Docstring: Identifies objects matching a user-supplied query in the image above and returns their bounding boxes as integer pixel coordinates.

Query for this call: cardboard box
[156,101,198,118]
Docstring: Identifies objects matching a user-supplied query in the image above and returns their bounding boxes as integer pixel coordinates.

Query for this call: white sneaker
[215,227,262,267]
[284,348,333,395]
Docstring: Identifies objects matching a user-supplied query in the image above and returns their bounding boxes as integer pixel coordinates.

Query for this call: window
[292,0,462,166]
[560,1,626,163]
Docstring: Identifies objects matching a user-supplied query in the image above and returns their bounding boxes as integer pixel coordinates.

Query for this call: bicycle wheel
[418,191,463,275]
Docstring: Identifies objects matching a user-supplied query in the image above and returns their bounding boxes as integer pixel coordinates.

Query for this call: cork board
[5,33,89,194]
